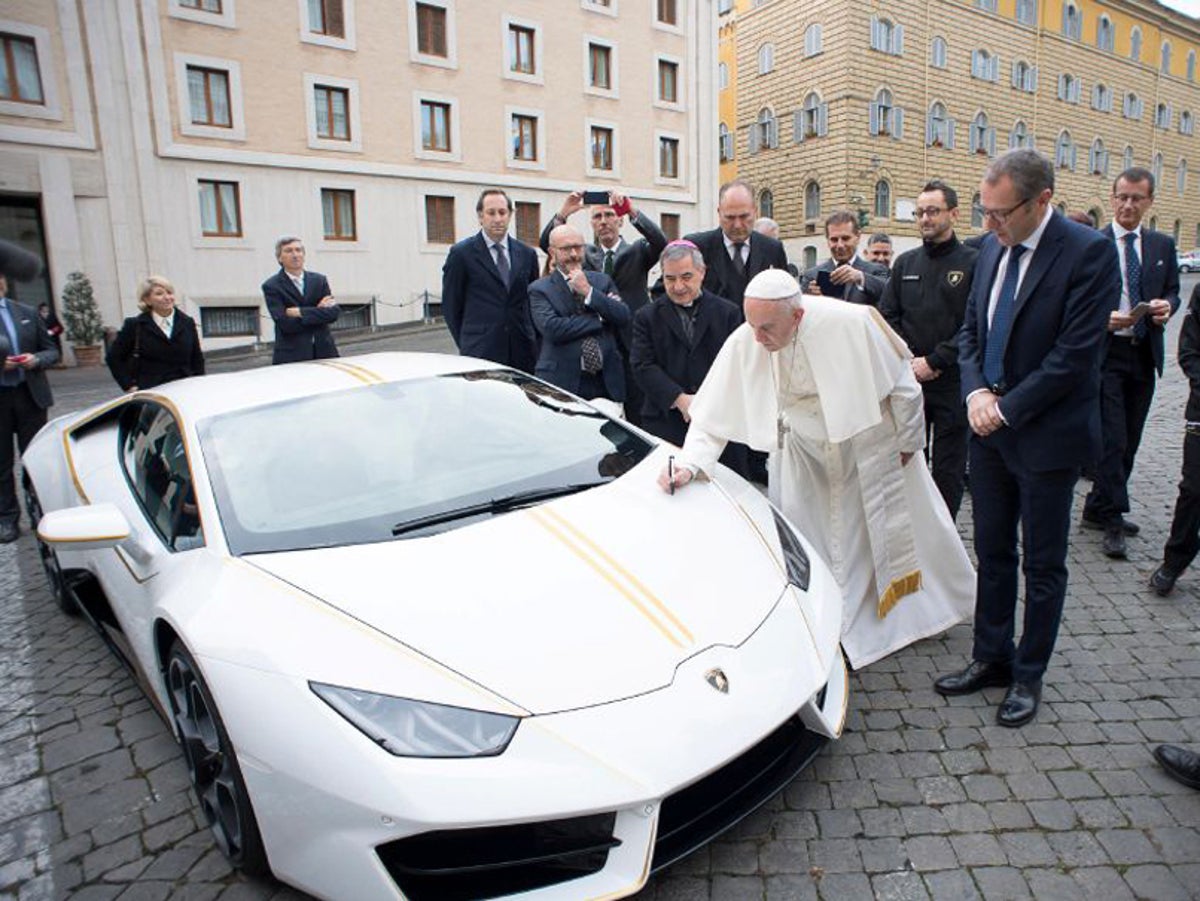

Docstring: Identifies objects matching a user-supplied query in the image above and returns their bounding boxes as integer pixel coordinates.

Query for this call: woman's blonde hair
[137,275,175,313]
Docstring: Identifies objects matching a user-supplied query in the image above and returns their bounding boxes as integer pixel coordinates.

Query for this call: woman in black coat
[107,276,205,391]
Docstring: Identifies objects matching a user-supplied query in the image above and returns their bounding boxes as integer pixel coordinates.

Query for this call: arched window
[759,188,775,219]
[1092,83,1111,112]
[870,87,902,137]
[971,192,984,228]
[1055,131,1076,170]
[757,43,775,74]
[753,107,778,151]
[1153,153,1164,186]
[874,180,891,218]
[1189,50,1197,82]
[1124,92,1143,120]
[1130,27,1143,61]
[1157,102,1172,129]
[1013,60,1036,92]
[1182,110,1194,136]
[1097,16,1114,52]
[1089,138,1107,176]
[927,101,953,147]
[803,246,818,269]
[1179,160,1188,196]
[970,111,993,155]
[804,24,823,57]
[1062,3,1081,41]
[1123,145,1135,171]
[1088,208,1104,227]
[799,91,827,139]
[804,181,821,220]
[718,122,733,162]
[718,62,729,90]
[870,17,903,55]
[1015,0,1037,26]
[1010,120,1030,149]
[1162,41,1172,74]
[931,36,947,69]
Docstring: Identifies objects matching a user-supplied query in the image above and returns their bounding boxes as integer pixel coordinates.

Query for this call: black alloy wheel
[22,477,77,616]
[165,639,270,877]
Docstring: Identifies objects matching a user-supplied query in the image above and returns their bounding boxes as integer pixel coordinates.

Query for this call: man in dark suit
[800,211,889,306]
[631,241,749,478]
[685,180,789,306]
[0,241,58,543]
[539,189,667,424]
[934,149,1120,727]
[442,188,540,372]
[529,225,629,405]
[262,236,340,365]
[1081,167,1180,557]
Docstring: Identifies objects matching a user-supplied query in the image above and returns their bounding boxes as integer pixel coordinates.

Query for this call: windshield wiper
[391,483,604,536]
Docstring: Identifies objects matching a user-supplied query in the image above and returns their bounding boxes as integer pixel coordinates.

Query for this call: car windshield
[198,370,654,554]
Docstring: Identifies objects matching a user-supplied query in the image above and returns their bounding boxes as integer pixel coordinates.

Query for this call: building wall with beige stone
[0,0,717,354]
[731,0,1200,264]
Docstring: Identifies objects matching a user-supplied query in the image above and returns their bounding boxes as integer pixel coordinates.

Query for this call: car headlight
[772,508,811,591]
[310,682,520,758]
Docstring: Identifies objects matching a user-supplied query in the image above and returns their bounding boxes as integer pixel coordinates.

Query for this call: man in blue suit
[262,236,340,365]
[1081,168,1180,558]
[529,225,629,405]
[934,149,1120,727]
[441,188,540,372]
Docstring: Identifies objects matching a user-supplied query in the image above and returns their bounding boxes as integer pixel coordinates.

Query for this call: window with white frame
[971,49,999,81]
[758,43,774,74]
[186,66,231,127]
[794,92,828,141]
[1157,102,1172,129]
[658,134,680,180]
[168,0,236,28]
[804,181,821,220]
[804,24,822,58]
[1057,73,1080,103]
[750,106,778,153]
[927,102,955,148]
[1010,120,1030,149]
[657,57,681,106]
[1062,3,1081,41]
[1097,16,1113,52]
[302,0,355,49]
[1089,138,1108,175]
[931,36,947,69]
[409,1,455,68]
[1012,60,1036,92]
[1091,83,1111,112]
[176,54,244,140]
[1123,92,1143,120]
[424,195,455,244]
[412,91,460,161]
[869,87,903,138]
[420,99,451,151]
[970,111,995,156]
[1182,110,1194,136]
[1015,0,1036,26]
[505,19,541,82]
[590,124,614,171]
[0,25,57,118]
[587,41,614,92]
[656,0,677,27]
[870,17,903,55]
[1055,131,1076,169]
[198,180,241,236]
[511,112,539,163]
[315,84,349,139]
[321,188,356,240]
[304,74,360,151]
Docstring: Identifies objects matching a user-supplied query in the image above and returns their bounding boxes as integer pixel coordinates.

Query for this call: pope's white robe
[679,296,975,669]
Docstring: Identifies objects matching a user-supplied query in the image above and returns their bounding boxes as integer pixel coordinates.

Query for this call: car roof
[142,352,504,422]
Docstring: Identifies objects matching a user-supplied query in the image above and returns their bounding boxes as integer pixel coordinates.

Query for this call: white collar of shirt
[288,271,304,289]
[722,233,749,258]
[153,312,174,336]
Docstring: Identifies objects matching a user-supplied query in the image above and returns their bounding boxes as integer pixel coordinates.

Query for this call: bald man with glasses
[934,150,1120,728]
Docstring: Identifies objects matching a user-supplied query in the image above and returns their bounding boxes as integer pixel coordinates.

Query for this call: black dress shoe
[1150,564,1181,597]
[934,660,1012,696]
[1082,514,1139,536]
[0,521,17,544]
[997,680,1041,727]
[1154,744,1200,790]
[1103,526,1127,558]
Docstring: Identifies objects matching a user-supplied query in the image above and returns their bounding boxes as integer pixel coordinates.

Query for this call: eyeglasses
[980,197,1031,225]
[915,207,949,218]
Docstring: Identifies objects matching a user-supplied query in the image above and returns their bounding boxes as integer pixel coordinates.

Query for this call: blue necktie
[1124,233,1148,341]
[983,244,1026,389]
[0,300,21,388]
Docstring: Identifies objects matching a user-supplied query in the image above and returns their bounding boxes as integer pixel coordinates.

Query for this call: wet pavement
[2,313,1198,900]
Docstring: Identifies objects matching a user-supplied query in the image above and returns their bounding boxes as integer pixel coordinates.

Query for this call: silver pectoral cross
[777,414,790,450]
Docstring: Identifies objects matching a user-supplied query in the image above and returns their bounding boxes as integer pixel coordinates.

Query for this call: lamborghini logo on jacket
[947,271,965,287]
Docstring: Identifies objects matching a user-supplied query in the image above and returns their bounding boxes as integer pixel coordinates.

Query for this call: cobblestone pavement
[2,313,1199,900]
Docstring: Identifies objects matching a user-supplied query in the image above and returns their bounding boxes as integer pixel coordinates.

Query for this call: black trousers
[923,383,968,519]
[969,438,1079,684]
[1164,427,1200,573]
[0,383,47,525]
[1083,337,1155,526]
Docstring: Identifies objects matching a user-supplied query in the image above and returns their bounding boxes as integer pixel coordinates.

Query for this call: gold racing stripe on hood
[314,359,384,384]
[529,507,693,649]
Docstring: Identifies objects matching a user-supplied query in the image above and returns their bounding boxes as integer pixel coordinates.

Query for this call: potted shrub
[60,271,105,366]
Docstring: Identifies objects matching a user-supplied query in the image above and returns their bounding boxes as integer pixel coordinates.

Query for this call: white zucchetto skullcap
[744,268,800,301]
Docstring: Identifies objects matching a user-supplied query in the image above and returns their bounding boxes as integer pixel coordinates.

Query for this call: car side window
[119,403,204,551]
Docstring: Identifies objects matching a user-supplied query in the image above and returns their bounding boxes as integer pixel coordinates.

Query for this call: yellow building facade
[725,0,1200,263]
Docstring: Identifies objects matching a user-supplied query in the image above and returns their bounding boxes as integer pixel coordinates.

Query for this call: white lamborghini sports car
[25,353,847,901]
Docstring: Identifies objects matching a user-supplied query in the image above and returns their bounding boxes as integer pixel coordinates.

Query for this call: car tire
[165,639,271,878]
[22,476,79,616]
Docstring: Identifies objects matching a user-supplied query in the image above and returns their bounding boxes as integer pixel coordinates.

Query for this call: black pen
[668,455,675,495]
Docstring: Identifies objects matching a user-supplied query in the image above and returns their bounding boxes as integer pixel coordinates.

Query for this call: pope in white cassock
[658,269,975,669]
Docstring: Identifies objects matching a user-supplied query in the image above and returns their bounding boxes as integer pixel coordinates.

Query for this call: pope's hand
[658,464,693,493]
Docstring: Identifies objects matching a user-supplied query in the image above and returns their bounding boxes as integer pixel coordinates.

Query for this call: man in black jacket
[631,241,748,478]
[800,211,889,306]
[684,180,789,306]
[262,236,340,365]
[879,181,978,518]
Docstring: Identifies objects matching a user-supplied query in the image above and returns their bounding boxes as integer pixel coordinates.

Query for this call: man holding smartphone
[0,241,58,543]
[539,189,667,423]
[1081,167,1180,558]
[800,211,889,306]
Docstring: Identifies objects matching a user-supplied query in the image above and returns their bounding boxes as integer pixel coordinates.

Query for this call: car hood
[245,469,790,714]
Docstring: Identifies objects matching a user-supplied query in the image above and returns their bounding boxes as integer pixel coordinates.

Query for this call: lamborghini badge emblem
[947,271,965,287]
[705,668,730,694]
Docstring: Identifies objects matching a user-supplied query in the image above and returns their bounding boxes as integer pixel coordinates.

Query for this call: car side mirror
[37,503,132,550]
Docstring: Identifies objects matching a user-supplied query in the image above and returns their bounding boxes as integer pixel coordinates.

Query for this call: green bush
[60,271,105,345]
